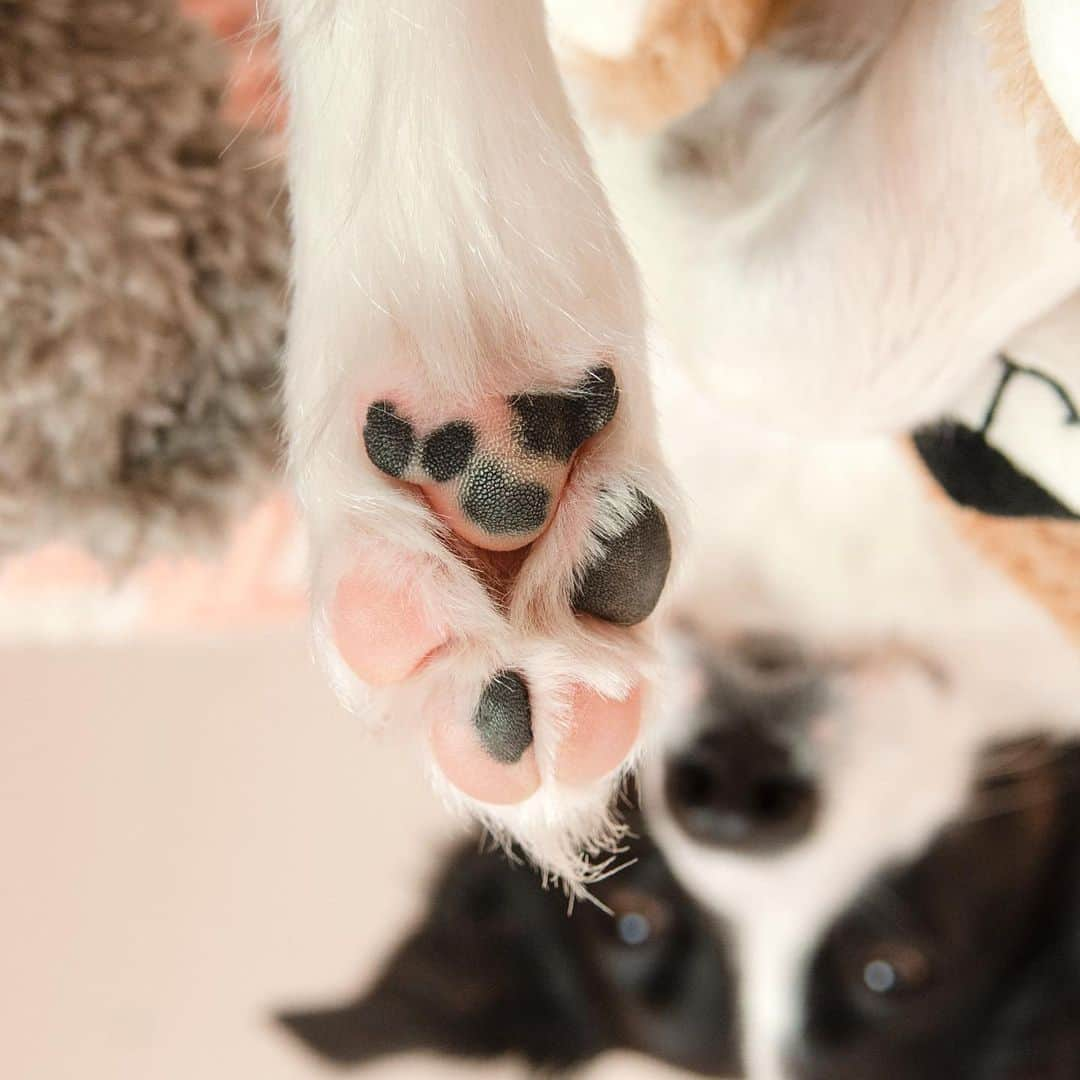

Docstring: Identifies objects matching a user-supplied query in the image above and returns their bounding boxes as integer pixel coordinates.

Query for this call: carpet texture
[0,0,287,568]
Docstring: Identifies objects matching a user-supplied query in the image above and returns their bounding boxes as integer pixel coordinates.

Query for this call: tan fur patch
[908,443,1080,646]
[986,0,1080,232]
[954,511,1080,646]
[568,0,786,131]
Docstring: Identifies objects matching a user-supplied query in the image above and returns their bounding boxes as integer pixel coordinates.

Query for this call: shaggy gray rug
[0,0,287,568]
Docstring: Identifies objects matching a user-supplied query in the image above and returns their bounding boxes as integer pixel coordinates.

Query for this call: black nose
[664,725,818,853]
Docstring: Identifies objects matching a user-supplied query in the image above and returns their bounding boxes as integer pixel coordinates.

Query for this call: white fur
[274,0,678,881]
[1024,0,1080,142]
[576,0,1080,434]
[274,0,1080,884]
[545,0,650,59]
[580,19,1080,1059]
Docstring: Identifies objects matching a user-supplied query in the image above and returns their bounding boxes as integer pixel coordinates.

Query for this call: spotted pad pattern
[473,670,533,764]
[363,365,620,539]
[359,367,671,768]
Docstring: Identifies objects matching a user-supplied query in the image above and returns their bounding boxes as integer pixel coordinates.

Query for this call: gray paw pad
[421,421,476,482]
[510,364,619,463]
[473,670,533,763]
[363,401,416,478]
[572,492,671,626]
[458,457,550,536]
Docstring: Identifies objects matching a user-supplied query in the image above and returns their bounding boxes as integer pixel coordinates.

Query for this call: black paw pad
[473,670,533,763]
[459,457,550,536]
[510,364,619,463]
[421,420,476,482]
[363,401,415,478]
[572,492,671,626]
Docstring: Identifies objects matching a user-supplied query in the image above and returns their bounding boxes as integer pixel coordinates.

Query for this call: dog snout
[663,638,822,854]
[665,726,818,853]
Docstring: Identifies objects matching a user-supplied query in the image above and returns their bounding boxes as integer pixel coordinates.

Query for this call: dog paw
[360,364,620,551]
[277,0,681,879]
[301,355,676,872]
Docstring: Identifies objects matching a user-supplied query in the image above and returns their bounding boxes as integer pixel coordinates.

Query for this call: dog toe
[431,670,542,804]
[572,491,672,626]
[555,683,643,786]
[361,364,619,552]
[330,550,448,687]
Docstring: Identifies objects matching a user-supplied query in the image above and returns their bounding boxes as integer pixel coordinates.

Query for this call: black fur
[278,810,738,1075]
[795,737,1080,1080]
[279,645,1080,1080]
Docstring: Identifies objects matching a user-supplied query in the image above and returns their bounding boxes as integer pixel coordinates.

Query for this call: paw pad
[473,670,533,764]
[457,458,551,537]
[509,365,619,462]
[362,402,416,479]
[362,365,619,550]
[433,675,643,804]
[572,492,672,626]
[419,421,476,482]
[343,364,669,809]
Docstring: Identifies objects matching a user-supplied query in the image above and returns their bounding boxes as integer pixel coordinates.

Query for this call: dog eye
[606,887,671,948]
[617,911,652,946]
[859,943,934,1000]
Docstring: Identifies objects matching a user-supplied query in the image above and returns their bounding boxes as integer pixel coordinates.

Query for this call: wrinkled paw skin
[361,365,619,551]
[321,358,675,869]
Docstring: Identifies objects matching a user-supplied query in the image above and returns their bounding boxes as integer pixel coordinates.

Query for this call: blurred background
[1,628,679,1079]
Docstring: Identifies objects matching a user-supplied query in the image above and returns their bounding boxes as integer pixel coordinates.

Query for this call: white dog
[272,0,1080,877]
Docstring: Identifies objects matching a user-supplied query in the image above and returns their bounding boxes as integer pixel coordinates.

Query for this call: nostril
[665,748,818,854]
[668,760,715,809]
[751,775,813,824]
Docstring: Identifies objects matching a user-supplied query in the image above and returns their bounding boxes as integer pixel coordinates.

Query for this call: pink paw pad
[431,672,643,804]
[330,558,447,687]
[335,365,674,809]
[556,683,643,786]
[430,671,541,804]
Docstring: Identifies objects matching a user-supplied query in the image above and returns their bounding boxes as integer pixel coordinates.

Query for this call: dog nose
[664,723,818,853]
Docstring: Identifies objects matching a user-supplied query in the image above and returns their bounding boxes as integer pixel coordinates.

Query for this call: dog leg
[274,0,679,878]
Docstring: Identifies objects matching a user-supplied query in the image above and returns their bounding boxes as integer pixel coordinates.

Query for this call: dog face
[278,805,737,1076]
[642,636,1080,1079]
[793,736,1080,1080]
[280,641,1080,1079]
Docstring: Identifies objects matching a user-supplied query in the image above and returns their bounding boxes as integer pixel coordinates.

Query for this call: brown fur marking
[569,0,786,131]
[909,442,1080,647]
